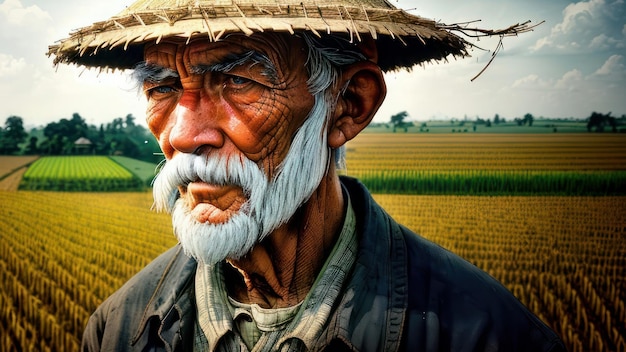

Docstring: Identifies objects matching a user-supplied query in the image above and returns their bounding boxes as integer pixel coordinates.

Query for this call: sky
[0,0,624,128]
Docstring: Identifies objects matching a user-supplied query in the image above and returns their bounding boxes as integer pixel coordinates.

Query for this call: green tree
[587,111,616,132]
[24,136,39,155]
[43,113,89,154]
[523,113,534,126]
[29,112,161,162]
[390,111,409,133]
[0,116,28,154]
[125,114,136,128]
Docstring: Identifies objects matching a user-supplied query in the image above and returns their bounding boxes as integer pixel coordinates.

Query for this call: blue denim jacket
[82,177,566,352]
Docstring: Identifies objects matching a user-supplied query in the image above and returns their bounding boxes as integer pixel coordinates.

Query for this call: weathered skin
[143,33,386,308]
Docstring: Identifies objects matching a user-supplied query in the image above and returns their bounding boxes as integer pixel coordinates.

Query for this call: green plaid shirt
[194,198,357,352]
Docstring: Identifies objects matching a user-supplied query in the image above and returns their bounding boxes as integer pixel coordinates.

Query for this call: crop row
[0,191,175,350]
[346,133,626,172]
[19,156,145,191]
[343,134,626,195]
[354,169,626,195]
[23,156,133,179]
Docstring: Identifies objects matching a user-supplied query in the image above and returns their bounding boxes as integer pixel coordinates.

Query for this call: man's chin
[172,203,261,265]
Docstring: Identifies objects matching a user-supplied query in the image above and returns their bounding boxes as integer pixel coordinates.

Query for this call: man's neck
[225,171,345,309]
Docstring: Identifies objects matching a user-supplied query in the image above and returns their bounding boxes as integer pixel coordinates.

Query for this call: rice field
[0,133,625,351]
[0,191,623,351]
[345,133,626,171]
[344,134,626,195]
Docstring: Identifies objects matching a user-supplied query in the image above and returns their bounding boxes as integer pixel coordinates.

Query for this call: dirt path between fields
[0,166,27,191]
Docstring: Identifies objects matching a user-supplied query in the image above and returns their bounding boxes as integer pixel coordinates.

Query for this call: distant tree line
[0,113,162,163]
[382,111,624,133]
[2,110,623,158]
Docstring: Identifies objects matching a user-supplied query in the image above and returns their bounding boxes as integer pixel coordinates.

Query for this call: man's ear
[328,61,386,149]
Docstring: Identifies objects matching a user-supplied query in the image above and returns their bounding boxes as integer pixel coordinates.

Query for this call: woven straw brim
[47,1,470,72]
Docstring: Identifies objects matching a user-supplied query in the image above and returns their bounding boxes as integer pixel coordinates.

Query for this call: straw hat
[48,0,530,72]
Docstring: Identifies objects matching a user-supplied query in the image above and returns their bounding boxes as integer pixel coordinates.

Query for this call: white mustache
[152,153,268,214]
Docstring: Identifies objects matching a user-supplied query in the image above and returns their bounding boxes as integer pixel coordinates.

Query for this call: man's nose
[168,91,224,154]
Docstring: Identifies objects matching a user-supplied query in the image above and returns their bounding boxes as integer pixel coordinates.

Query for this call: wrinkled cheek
[146,104,165,135]
[227,120,270,163]
[146,104,176,156]
[235,105,293,168]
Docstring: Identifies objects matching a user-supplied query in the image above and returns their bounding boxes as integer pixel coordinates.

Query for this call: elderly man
[50,0,565,351]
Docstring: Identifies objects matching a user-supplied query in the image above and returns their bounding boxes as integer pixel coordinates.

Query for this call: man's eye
[145,84,178,98]
[152,86,177,94]
[227,75,252,86]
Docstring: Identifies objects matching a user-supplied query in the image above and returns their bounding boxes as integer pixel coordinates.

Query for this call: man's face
[144,34,315,224]
[144,34,333,265]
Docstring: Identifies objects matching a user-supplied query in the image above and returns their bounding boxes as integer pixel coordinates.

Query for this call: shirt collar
[195,259,235,351]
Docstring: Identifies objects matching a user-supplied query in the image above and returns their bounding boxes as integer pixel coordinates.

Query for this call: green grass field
[110,155,162,186]
[19,156,147,191]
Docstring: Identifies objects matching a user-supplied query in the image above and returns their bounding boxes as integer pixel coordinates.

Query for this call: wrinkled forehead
[143,33,309,76]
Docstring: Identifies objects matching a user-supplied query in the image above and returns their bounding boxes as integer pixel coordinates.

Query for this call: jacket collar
[132,246,198,349]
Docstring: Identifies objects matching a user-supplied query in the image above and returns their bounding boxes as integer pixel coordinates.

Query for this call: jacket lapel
[328,177,408,352]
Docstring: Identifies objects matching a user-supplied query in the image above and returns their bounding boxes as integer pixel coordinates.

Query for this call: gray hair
[300,33,366,170]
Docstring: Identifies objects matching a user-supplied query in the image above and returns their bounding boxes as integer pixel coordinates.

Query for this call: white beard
[152,95,331,266]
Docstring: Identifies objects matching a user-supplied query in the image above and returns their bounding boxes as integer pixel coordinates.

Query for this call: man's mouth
[180,181,247,224]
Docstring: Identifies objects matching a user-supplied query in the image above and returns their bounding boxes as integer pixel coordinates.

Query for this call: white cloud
[0,53,26,77]
[512,74,552,89]
[509,66,604,92]
[504,54,626,119]
[555,69,584,90]
[0,0,50,26]
[593,54,626,76]
[531,0,626,53]
[0,0,54,63]
[589,34,614,50]
[512,55,625,92]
